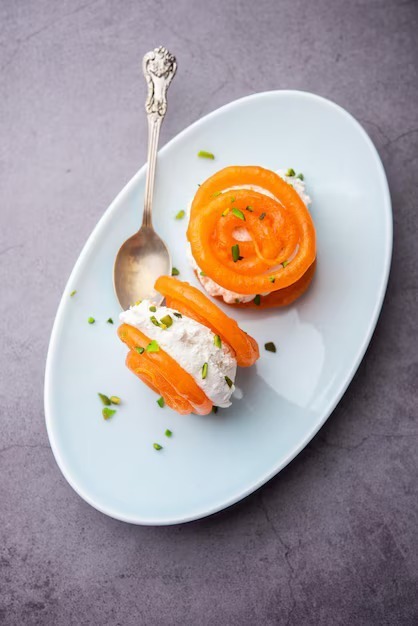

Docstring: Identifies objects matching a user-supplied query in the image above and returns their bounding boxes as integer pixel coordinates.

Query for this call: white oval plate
[45,91,392,525]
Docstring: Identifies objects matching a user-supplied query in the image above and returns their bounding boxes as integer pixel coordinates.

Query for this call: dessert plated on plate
[187,165,317,307]
[116,165,316,416]
[117,276,259,415]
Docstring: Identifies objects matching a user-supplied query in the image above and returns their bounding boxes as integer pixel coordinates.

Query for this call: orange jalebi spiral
[155,277,259,367]
[187,166,316,305]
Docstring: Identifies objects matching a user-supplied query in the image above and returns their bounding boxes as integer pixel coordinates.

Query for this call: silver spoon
[114,47,177,309]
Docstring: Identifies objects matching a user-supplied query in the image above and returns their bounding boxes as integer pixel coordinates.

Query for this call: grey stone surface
[1,0,417,623]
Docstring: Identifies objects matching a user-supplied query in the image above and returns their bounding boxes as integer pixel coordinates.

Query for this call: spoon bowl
[113,46,177,310]
[114,227,171,309]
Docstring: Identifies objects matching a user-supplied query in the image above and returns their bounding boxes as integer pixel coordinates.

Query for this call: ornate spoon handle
[141,47,177,228]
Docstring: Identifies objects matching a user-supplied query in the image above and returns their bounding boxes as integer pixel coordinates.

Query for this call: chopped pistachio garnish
[202,362,208,379]
[282,260,289,268]
[102,407,116,420]
[160,314,173,328]
[230,196,236,202]
[70,290,77,297]
[212,406,218,414]
[222,208,230,217]
[134,299,142,306]
[110,396,121,405]
[232,207,245,221]
[149,305,157,312]
[197,150,215,159]
[157,396,165,408]
[259,213,266,220]
[135,346,145,354]
[212,191,222,197]
[225,376,233,388]
[107,318,114,324]
[254,294,261,306]
[232,244,240,263]
[165,429,172,437]
[245,206,254,212]
[265,342,277,353]
[214,334,222,348]
[87,317,95,324]
[296,173,304,180]
[286,168,296,177]
[173,312,182,318]
[175,210,185,220]
[200,270,207,276]
[171,267,180,276]
[150,315,160,327]
[98,393,111,406]
[269,276,276,283]
[146,340,160,353]
[153,443,163,450]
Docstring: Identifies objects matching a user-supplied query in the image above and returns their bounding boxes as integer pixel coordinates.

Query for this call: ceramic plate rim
[44,90,393,525]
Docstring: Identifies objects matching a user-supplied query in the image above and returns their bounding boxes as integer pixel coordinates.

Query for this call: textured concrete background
[1,0,417,624]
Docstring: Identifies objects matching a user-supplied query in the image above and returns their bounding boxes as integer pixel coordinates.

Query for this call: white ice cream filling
[188,169,311,304]
[120,301,237,408]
